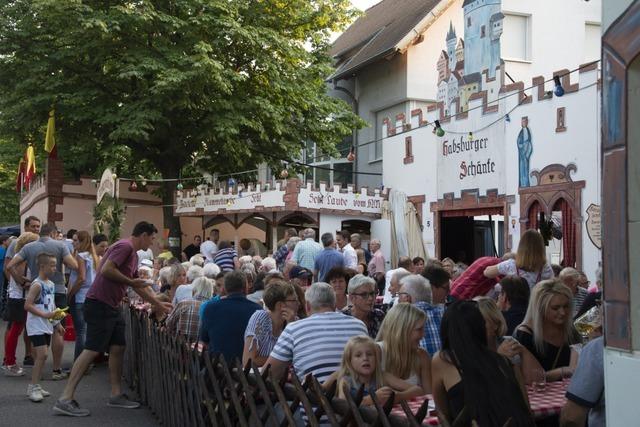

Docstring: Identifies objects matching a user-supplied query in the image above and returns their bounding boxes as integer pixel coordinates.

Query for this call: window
[503,14,531,61]
[467,17,471,27]
[584,23,601,62]
[481,25,486,38]
[303,141,354,188]
[404,137,414,164]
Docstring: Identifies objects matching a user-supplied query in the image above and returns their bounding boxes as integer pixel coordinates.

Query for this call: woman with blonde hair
[375,303,431,393]
[2,232,38,376]
[483,229,553,288]
[514,279,578,381]
[162,263,186,301]
[68,231,99,359]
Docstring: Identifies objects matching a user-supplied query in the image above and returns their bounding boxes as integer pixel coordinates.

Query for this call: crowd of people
[0,219,604,426]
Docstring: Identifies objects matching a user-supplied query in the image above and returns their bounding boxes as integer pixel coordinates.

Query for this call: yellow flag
[44,109,55,153]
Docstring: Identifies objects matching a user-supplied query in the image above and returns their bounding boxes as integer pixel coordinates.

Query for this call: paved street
[0,322,158,427]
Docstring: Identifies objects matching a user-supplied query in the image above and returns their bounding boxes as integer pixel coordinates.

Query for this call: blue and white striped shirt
[270,311,368,382]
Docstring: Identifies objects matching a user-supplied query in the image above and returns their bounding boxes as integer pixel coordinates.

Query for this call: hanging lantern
[280,169,289,179]
[129,181,138,191]
[434,120,445,137]
[227,177,236,187]
[505,113,511,123]
[347,146,356,162]
[176,182,184,191]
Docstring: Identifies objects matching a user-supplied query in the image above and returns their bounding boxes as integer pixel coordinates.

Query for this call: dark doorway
[440,214,504,264]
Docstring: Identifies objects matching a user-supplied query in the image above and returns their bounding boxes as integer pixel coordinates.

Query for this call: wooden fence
[122,307,432,426]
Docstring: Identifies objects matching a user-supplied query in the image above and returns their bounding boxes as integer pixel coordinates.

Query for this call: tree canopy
[0,0,362,236]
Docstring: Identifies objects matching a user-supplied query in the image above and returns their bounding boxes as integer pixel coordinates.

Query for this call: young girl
[325,336,423,405]
[24,253,64,402]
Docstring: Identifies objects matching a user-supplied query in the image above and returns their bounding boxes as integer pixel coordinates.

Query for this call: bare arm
[417,348,432,394]
[6,253,29,285]
[263,357,289,381]
[430,353,451,423]
[560,400,589,427]
[383,373,424,402]
[63,253,78,270]
[132,283,172,315]
[484,265,499,279]
[242,336,268,368]
[68,254,86,298]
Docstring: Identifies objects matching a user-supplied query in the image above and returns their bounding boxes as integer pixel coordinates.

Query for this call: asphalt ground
[0,321,159,427]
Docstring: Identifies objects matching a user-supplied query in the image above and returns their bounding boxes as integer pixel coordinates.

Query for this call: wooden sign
[586,203,601,249]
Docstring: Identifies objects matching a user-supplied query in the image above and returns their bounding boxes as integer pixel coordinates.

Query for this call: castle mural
[436,0,504,114]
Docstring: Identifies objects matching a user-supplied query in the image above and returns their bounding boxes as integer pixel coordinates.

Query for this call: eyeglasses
[284,298,300,304]
[352,292,377,299]
[397,292,411,299]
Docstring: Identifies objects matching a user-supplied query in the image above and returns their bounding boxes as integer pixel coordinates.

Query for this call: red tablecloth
[391,381,568,426]
[528,380,568,419]
[390,395,438,426]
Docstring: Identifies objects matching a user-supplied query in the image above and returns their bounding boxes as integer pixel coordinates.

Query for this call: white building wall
[501,0,602,82]
[383,67,600,269]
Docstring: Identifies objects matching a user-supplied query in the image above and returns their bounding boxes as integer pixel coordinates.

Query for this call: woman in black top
[431,301,534,427]
[515,279,578,381]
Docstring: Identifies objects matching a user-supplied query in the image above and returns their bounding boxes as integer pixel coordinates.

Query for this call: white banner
[97,168,115,205]
[175,188,286,214]
[298,188,383,214]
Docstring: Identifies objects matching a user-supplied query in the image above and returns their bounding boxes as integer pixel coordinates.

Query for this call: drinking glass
[532,368,546,393]
[574,305,601,343]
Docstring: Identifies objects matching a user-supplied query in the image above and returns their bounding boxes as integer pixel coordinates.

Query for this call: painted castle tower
[436,0,504,114]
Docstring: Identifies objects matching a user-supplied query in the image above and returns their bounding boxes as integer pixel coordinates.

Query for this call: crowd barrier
[122,306,434,426]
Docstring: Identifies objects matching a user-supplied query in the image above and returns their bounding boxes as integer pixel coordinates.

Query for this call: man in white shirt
[337,230,357,271]
[382,256,413,304]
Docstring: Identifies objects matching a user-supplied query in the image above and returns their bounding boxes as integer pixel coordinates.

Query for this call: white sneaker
[3,364,25,377]
[35,384,50,397]
[28,384,44,402]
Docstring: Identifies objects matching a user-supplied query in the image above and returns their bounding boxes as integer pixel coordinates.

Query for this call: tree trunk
[156,163,183,259]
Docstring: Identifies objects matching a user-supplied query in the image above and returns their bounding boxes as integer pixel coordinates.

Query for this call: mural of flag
[24,144,36,191]
[44,109,56,158]
[15,157,25,193]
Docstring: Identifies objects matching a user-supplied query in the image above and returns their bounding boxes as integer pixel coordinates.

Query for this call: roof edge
[330,0,456,81]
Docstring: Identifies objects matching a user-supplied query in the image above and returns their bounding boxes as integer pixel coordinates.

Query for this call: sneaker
[53,399,91,417]
[4,364,25,377]
[107,394,141,409]
[35,384,50,397]
[51,369,68,381]
[27,384,43,402]
[23,356,34,367]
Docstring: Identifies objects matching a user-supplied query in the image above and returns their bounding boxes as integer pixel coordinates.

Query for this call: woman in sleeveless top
[514,279,578,382]
[431,301,534,427]
[68,231,99,360]
[483,229,553,288]
[375,303,431,393]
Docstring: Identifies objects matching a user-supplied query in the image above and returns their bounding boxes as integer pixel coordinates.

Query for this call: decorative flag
[15,157,25,193]
[44,109,56,158]
[24,144,36,191]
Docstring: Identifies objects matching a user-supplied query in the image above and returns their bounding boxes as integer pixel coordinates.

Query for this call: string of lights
[119,60,601,185]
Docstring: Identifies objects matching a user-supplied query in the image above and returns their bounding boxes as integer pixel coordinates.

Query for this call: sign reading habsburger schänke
[437,126,506,198]
[586,203,601,249]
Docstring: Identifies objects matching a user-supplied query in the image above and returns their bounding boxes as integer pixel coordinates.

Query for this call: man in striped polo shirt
[265,282,368,383]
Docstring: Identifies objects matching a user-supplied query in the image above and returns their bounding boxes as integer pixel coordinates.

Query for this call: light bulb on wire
[553,75,565,97]
[434,120,445,137]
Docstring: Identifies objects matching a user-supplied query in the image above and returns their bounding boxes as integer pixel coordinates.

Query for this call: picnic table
[392,380,568,425]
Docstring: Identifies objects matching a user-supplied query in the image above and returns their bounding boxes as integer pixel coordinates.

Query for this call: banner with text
[437,126,506,197]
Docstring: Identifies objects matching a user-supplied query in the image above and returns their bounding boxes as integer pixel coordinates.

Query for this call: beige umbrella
[405,201,428,260]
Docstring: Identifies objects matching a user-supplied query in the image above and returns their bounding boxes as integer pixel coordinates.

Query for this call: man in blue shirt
[313,233,344,282]
[198,270,261,363]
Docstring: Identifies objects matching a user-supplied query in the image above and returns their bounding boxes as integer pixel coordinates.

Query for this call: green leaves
[0,0,363,227]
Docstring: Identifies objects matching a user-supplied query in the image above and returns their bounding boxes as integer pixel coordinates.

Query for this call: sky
[351,0,380,11]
